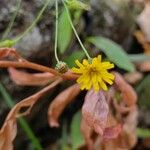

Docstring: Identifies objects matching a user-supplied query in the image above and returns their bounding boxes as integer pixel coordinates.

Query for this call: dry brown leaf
[103,124,122,140]
[0,47,24,61]
[113,72,137,106]
[0,79,62,150]
[0,48,79,80]
[99,107,138,150]
[124,71,143,84]
[82,89,109,136]
[137,2,150,42]
[134,30,150,54]
[48,84,81,127]
[8,67,57,86]
[80,118,93,150]
[137,60,150,71]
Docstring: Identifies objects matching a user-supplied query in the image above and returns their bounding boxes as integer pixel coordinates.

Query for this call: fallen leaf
[48,84,81,127]
[0,79,62,150]
[137,60,150,71]
[0,47,24,61]
[80,118,93,150]
[137,2,150,42]
[8,68,57,86]
[113,72,137,106]
[124,71,143,84]
[134,30,150,54]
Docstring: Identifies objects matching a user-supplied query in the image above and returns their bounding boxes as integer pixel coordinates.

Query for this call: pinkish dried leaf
[137,61,150,72]
[8,68,56,86]
[48,84,81,127]
[80,118,93,150]
[0,48,24,61]
[0,79,61,150]
[124,71,143,84]
[103,124,122,140]
[82,89,109,136]
[113,72,137,106]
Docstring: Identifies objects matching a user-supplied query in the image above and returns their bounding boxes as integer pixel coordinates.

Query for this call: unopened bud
[55,61,68,73]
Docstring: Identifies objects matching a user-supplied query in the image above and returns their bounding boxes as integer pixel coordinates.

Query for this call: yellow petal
[72,67,83,74]
[75,60,84,68]
[102,76,113,85]
[97,55,102,62]
[99,80,108,91]
[101,62,114,69]
[83,59,89,66]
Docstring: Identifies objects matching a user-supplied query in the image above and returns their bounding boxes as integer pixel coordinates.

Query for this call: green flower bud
[55,61,68,73]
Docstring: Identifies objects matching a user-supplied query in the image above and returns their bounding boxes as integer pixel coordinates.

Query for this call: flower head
[72,55,115,91]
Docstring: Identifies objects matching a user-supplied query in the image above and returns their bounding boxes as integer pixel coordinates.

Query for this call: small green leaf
[88,36,136,72]
[58,8,72,54]
[129,54,150,62]
[64,51,85,67]
[137,128,150,138]
[0,39,16,48]
[65,0,90,11]
[136,75,150,109]
[71,111,84,150]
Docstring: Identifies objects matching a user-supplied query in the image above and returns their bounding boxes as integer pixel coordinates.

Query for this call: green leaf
[64,51,85,67]
[65,0,90,11]
[58,8,72,54]
[137,128,150,138]
[129,54,150,62]
[0,39,16,48]
[88,36,136,72]
[71,111,84,150]
[136,75,150,109]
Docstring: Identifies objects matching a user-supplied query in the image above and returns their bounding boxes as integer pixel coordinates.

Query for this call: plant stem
[2,0,22,40]
[62,0,91,60]
[14,0,54,43]
[54,0,60,63]
[0,83,43,150]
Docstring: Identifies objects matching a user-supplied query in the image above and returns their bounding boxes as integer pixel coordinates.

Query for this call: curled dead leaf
[80,118,93,150]
[82,89,109,136]
[103,124,122,140]
[0,79,62,150]
[113,72,137,106]
[0,47,24,61]
[8,68,57,86]
[48,84,81,127]
[134,30,150,54]
[137,2,150,42]
[124,71,143,84]
[137,61,150,72]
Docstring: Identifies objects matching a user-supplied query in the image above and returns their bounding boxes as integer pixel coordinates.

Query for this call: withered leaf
[103,124,122,140]
[0,48,24,61]
[137,61,150,72]
[137,2,150,42]
[8,67,57,86]
[124,71,143,84]
[113,72,137,106]
[134,30,150,54]
[0,79,62,150]
[82,89,109,136]
[80,118,93,150]
[48,84,81,127]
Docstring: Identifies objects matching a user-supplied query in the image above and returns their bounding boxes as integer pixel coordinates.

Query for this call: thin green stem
[14,0,53,43]
[0,83,43,150]
[54,0,60,63]
[62,0,91,60]
[2,0,22,40]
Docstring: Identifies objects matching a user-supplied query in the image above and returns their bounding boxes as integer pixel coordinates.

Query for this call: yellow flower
[72,55,115,91]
